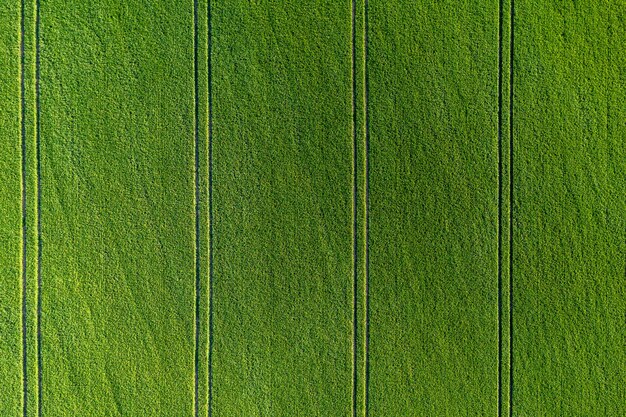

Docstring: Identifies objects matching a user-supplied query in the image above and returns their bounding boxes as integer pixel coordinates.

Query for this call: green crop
[1,0,623,416]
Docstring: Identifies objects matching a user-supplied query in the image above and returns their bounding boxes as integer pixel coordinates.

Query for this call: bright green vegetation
[1,0,624,416]
[0,1,21,415]
[514,1,625,414]
[211,1,353,415]
[367,1,499,415]
[39,0,199,415]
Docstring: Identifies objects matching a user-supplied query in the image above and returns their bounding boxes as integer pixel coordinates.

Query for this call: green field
[0,0,624,416]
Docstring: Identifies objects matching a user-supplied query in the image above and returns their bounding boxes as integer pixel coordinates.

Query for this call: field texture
[0,0,624,416]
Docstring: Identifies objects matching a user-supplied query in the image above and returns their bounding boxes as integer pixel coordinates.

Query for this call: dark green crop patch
[1,1,623,416]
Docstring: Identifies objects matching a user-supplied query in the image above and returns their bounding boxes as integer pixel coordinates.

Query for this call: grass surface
[0,1,22,415]
[367,0,499,414]
[514,1,625,414]
[211,1,353,416]
[0,0,624,416]
[40,0,197,415]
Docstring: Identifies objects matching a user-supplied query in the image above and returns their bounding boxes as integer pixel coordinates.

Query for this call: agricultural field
[0,0,623,416]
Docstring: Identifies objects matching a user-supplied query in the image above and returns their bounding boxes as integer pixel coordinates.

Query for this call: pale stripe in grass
[508,0,515,413]
[20,0,28,413]
[36,0,43,414]
[194,0,201,415]
[497,0,504,413]
[207,0,215,414]
[363,0,371,414]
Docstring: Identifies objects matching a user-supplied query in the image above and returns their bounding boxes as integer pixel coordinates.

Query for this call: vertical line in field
[193,0,200,414]
[35,0,42,414]
[351,0,358,415]
[363,0,370,414]
[20,0,28,413]
[497,0,504,414]
[508,0,515,414]
[207,0,214,414]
